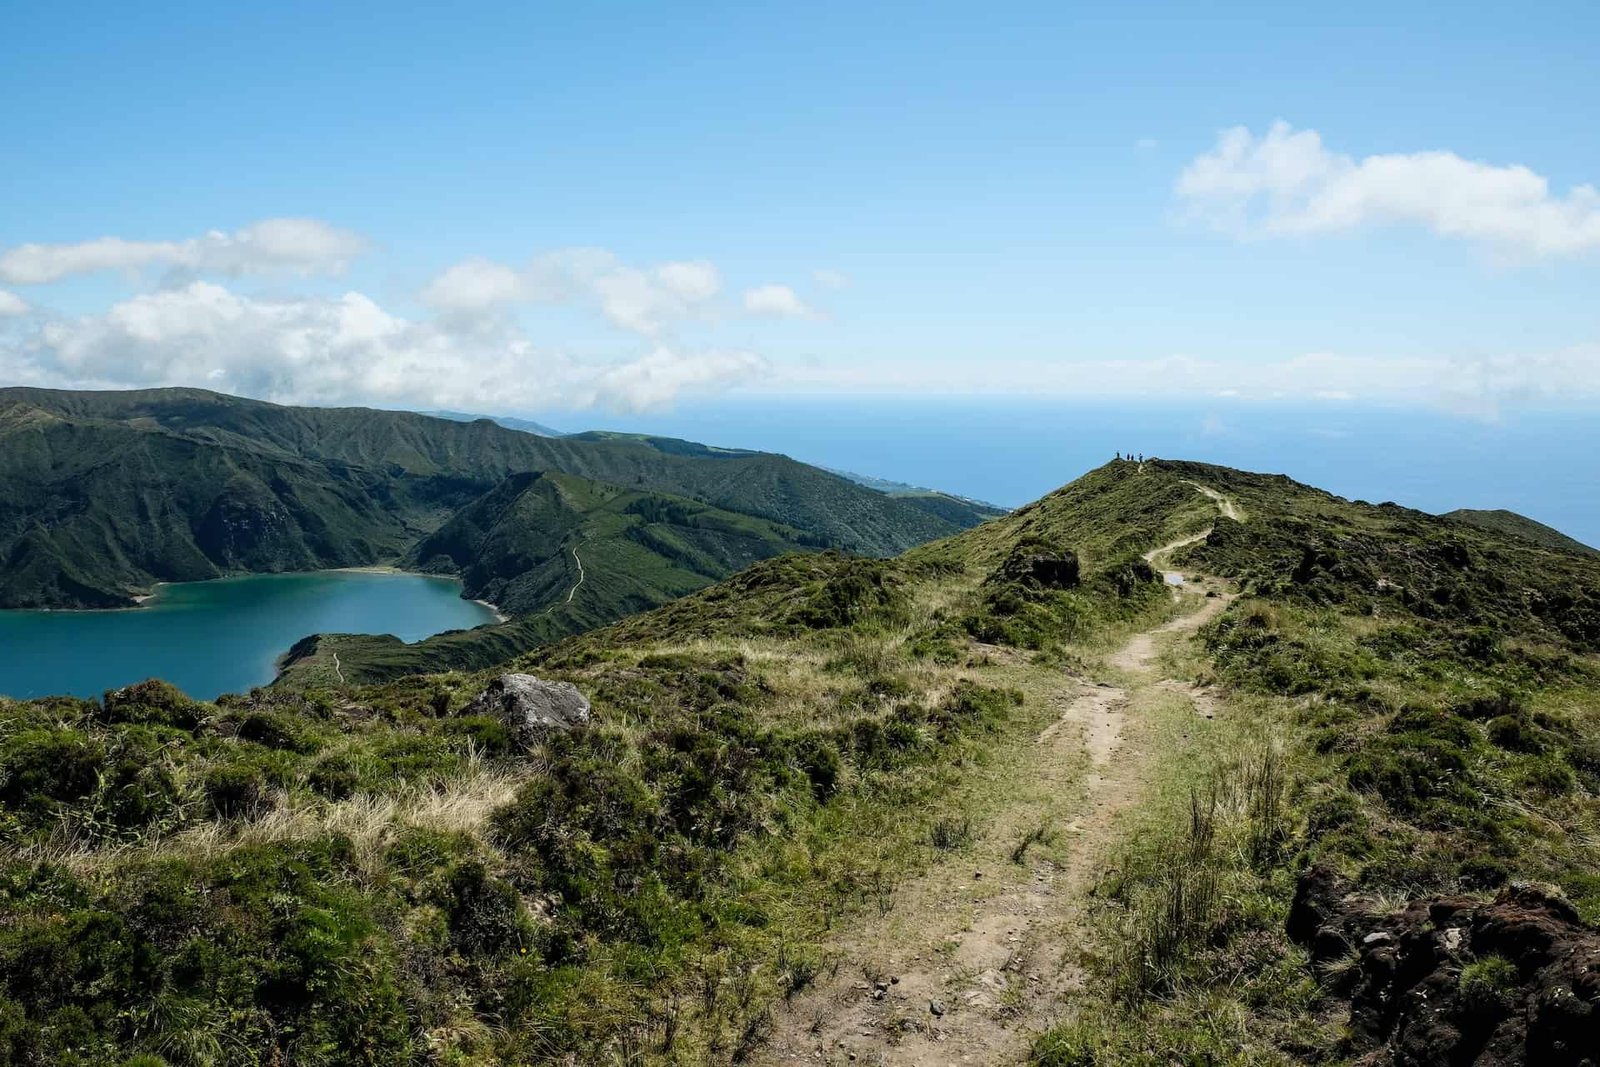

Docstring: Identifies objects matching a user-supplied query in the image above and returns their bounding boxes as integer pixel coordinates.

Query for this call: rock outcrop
[989,537,1081,590]
[1289,865,1600,1066]
[466,674,591,745]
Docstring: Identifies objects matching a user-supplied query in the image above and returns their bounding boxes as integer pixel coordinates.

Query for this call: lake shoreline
[5,565,509,621]
[0,570,502,701]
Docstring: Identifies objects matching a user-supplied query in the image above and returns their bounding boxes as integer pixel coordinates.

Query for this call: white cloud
[417,257,524,312]
[765,345,1600,419]
[742,283,814,318]
[1177,121,1600,258]
[420,249,721,336]
[6,281,762,412]
[812,269,850,290]
[0,218,369,284]
[590,260,721,335]
[0,290,27,317]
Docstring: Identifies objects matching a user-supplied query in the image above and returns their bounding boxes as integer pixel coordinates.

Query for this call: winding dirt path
[756,591,1235,1066]
[1184,480,1241,521]
[756,488,1242,1066]
[563,545,585,604]
[533,544,587,618]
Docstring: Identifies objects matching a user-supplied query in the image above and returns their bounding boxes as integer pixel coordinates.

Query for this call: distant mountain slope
[276,470,828,685]
[0,387,980,608]
[422,410,565,436]
[1443,507,1598,557]
[824,466,1006,508]
[410,470,826,616]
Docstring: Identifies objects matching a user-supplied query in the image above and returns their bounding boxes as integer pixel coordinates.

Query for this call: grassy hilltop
[0,457,1596,1064]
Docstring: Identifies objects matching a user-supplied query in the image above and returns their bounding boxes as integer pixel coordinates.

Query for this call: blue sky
[2,3,1598,474]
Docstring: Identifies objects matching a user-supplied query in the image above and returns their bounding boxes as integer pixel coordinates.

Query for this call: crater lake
[0,571,500,701]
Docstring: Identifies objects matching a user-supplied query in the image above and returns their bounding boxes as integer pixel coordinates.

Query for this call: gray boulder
[466,674,591,745]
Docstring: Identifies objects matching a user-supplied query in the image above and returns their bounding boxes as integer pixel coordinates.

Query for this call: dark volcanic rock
[466,674,591,745]
[1287,869,1600,1066]
[989,538,1081,590]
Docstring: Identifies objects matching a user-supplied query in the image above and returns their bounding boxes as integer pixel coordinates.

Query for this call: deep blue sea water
[555,397,1600,549]
[0,571,498,701]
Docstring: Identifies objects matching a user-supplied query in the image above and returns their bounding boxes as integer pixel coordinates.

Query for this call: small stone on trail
[929,998,947,1017]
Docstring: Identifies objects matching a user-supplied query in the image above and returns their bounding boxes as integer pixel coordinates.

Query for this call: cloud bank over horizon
[1178,121,1600,259]
[0,219,370,285]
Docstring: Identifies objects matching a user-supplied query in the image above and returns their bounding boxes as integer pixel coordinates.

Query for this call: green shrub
[1458,955,1519,1014]
[205,763,268,819]
[446,714,517,757]
[1346,707,1480,818]
[101,679,206,730]
[0,729,103,815]
[439,860,533,958]
[236,712,317,753]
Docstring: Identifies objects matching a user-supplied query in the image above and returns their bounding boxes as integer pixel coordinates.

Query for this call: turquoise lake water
[0,571,499,701]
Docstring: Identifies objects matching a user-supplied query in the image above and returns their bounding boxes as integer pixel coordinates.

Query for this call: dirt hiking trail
[757,492,1239,1066]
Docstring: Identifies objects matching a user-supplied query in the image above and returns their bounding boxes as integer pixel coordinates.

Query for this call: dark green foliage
[1345,706,1481,819]
[789,556,909,630]
[204,762,268,819]
[236,711,317,752]
[0,728,103,813]
[101,680,205,730]
[439,860,533,958]
[0,839,417,1065]
[966,550,1165,650]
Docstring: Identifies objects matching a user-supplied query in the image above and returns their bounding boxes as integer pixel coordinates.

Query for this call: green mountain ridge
[0,387,981,610]
[421,410,566,437]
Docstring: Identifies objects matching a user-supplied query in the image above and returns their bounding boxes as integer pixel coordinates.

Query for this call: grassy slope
[1445,506,1599,557]
[0,388,975,608]
[0,463,1174,1065]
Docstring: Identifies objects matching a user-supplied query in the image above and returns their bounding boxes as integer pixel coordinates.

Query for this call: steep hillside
[0,407,428,608]
[1445,506,1598,557]
[0,387,979,607]
[409,470,825,616]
